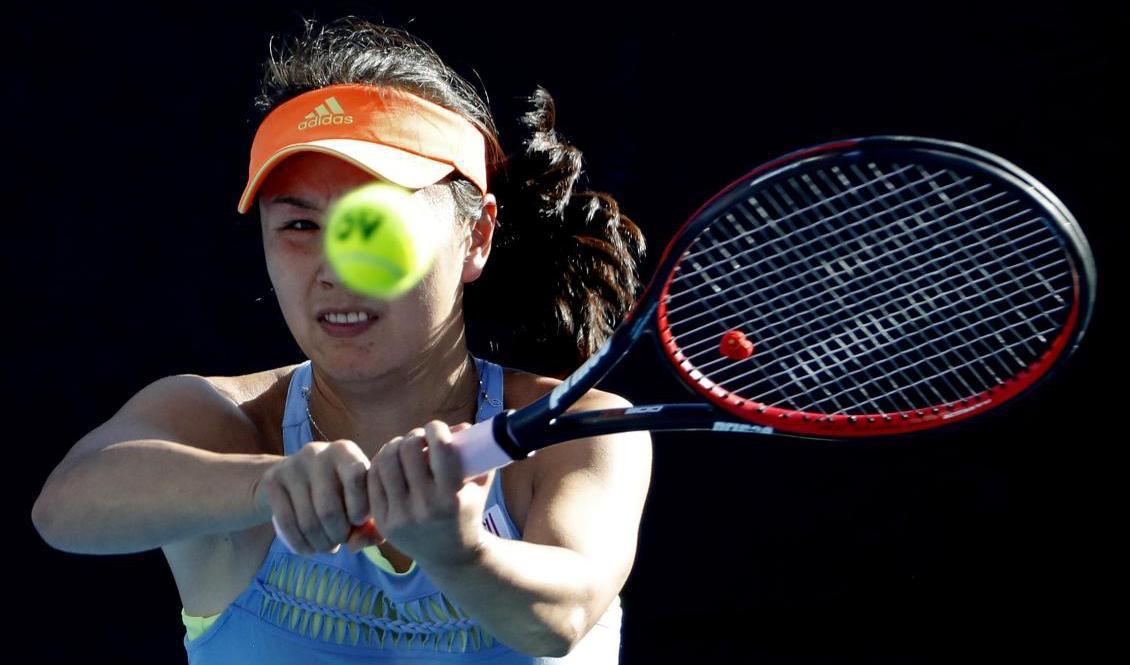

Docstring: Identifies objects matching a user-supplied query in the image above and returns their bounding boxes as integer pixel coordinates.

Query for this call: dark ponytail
[468,88,646,378]
[251,16,646,378]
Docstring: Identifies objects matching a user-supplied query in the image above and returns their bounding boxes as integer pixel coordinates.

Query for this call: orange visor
[237,83,488,214]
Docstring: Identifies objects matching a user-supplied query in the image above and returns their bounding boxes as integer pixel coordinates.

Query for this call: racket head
[650,136,1095,438]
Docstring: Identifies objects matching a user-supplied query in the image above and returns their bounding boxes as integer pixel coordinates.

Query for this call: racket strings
[900,166,1065,395]
[741,165,1066,413]
[737,178,1068,416]
[673,163,933,275]
[736,164,1063,412]
[689,221,1065,411]
[672,192,1048,347]
[758,304,1064,414]
[904,165,1058,354]
[709,248,1067,406]
[665,174,993,319]
[666,179,1024,409]
[673,185,1048,365]
[663,157,1076,416]
[691,181,1031,413]
[858,163,1070,403]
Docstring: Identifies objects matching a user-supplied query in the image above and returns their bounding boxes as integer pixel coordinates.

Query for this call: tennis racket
[452,135,1096,477]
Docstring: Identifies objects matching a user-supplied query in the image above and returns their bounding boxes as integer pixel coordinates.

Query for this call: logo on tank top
[482,504,516,539]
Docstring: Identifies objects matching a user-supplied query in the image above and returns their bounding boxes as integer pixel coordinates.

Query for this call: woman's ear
[462,194,497,284]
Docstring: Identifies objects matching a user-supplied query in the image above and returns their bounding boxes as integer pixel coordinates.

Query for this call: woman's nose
[316,254,344,288]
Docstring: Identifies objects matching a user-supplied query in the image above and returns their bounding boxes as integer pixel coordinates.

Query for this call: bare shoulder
[502,366,630,411]
[500,366,642,481]
[201,363,304,457]
[202,364,299,408]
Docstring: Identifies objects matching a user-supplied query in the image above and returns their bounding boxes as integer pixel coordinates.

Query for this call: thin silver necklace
[302,356,501,443]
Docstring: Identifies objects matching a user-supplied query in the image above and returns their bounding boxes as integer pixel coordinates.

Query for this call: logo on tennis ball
[323,182,435,299]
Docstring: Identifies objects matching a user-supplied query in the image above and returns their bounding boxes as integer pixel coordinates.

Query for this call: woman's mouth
[318,313,378,338]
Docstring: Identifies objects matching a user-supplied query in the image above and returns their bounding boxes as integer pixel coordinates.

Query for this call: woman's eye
[283,220,320,231]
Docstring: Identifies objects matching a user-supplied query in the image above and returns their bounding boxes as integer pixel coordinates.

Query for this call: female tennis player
[32,17,651,663]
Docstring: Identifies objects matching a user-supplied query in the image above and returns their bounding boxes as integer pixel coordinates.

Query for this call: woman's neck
[304,343,481,458]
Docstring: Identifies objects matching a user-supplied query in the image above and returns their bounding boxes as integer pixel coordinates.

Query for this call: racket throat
[491,409,533,460]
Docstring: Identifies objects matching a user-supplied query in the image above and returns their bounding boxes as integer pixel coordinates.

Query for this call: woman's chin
[312,345,402,378]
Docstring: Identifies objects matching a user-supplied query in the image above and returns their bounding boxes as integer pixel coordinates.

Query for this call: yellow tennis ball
[323,182,437,300]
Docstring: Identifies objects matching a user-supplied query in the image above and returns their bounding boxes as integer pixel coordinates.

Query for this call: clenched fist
[253,438,380,555]
[253,420,488,567]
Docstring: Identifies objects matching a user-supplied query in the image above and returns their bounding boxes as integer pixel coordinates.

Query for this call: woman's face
[257,151,481,380]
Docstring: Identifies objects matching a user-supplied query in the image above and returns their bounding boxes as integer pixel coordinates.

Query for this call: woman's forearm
[421,532,596,658]
[32,440,280,554]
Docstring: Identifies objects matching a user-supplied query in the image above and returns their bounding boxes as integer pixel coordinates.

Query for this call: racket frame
[467,136,1096,463]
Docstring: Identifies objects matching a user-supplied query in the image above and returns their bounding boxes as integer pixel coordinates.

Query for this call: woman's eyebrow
[267,195,323,211]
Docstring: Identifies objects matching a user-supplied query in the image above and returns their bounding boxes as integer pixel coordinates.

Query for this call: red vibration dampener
[720,330,755,360]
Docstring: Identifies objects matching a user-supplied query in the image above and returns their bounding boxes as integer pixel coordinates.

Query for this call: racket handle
[272,514,300,553]
[452,415,516,477]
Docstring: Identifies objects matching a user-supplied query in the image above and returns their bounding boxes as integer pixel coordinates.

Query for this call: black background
[11,2,1120,663]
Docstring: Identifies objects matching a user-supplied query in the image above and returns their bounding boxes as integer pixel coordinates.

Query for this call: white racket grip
[452,416,516,477]
[272,514,299,554]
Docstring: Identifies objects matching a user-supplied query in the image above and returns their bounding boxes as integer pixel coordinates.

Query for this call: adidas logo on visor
[298,96,354,130]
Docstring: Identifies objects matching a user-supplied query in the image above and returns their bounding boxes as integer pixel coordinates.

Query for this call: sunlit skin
[258,152,498,461]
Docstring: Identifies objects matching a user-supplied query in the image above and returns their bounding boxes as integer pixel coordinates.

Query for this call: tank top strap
[471,354,522,541]
[472,353,506,423]
[281,361,315,457]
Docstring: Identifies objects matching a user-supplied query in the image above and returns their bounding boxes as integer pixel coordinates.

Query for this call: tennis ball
[323,182,437,300]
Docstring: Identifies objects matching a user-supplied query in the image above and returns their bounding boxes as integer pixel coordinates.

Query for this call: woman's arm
[423,390,653,657]
[31,374,279,554]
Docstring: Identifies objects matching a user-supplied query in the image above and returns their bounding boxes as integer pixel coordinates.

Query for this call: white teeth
[325,312,371,324]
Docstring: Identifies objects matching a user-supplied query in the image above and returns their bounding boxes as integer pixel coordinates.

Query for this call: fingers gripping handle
[272,515,381,555]
[270,415,518,554]
[451,415,519,478]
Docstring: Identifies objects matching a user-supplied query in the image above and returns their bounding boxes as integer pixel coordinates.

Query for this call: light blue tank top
[184,355,623,663]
